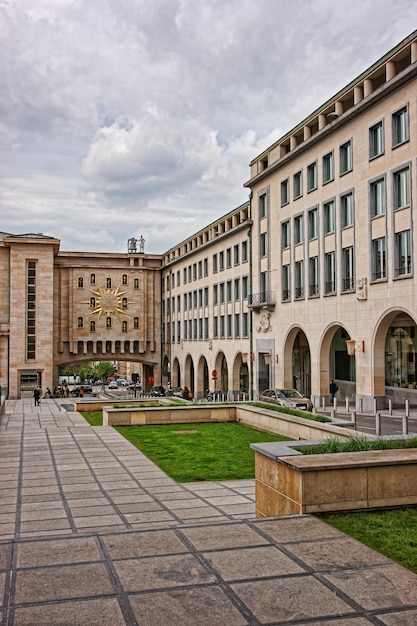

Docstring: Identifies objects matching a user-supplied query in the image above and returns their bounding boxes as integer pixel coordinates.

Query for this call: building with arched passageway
[2,32,417,410]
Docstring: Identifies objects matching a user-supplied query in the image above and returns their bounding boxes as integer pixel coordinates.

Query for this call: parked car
[259,389,313,411]
[70,384,93,396]
[166,387,183,398]
[108,381,119,390]
[150,386,166,397]
[116,379,129,386]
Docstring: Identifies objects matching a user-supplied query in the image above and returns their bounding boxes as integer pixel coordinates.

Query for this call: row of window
[77,275,140,289]
[277,104,409,207]
[281,162,411,248]
[281,229,412,302]
[77,317,139,331]
[74,340,143,354]
[26,261,36,360]
[167,312,250,343]
[167,276,250,315]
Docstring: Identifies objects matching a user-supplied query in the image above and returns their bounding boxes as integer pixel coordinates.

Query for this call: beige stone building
[2,31,417,408]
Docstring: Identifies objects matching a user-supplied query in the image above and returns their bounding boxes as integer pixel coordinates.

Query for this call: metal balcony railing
[248,291,276,310]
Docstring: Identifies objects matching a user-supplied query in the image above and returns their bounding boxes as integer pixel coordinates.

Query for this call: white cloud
[0,0,416,252]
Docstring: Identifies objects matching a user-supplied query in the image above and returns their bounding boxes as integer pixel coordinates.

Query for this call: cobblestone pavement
[1,398,417,625]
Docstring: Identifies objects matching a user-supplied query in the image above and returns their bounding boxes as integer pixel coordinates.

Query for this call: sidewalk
[1,398,417,625]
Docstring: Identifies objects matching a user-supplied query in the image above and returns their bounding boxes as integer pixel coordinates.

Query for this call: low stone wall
[251,439,417,517]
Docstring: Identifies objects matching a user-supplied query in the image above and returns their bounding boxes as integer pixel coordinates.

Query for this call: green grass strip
[321,508,417,574]
[250,402,331,422]
[114,421,288,482]
[295,436,417,454]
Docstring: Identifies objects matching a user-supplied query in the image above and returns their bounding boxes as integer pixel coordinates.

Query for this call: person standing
[329,379,338,402]
[33,386,41,406]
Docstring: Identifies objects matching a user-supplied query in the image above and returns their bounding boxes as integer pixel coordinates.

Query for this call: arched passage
[283,327,311,398]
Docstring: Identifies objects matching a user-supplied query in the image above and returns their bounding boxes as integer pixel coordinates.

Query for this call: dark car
[150,386,166,397]
[259,388,313,411]
[166,387,183,398]
[70,384,93,396]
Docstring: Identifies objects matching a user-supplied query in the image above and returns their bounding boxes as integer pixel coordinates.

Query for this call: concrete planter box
[250,438,417,517]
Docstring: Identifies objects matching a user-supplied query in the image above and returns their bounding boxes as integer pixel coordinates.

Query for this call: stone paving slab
[1,397,417,625]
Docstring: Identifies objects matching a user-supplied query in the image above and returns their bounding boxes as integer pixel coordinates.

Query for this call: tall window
[242,312,249,337]
[259,193,267,218]
[213,284,218,305]
[370,177,386,217]
[90,320,95,332]
[309,257,319,296]
[78,277,83,288]
[122,274,128,285]
[307,161,317,192]
[395,230,412,277]
[260,232,268,256]
[308,208,318,239]
[342,247,354,291]
[281,221,290,248]
[372,237,387,281]
[295,261,304,299]
[282,265,290,301]
[226,281,232,302]
[392,106,409,147]
[324,252,336,294]
[90,273,96,284]
[369,121,384,158]
[234,313,240,338]
[393,166,410,209]
[219,251,224,271]
[281,179,289,205]
[234,278,240,300]
[106,278,111,288]
[242,275,248,299]
[323,152,334,184]
[234,244,240,265]
[324,200,335,234]
[241,240,248,262]
[341,192,354,228]
[219,283,225,304]
[340,140,353,175]
[226,248,232,268]
[78,317,83,328]
[293,171,302,199]
[294,215,303,245]
[213,254,218,273]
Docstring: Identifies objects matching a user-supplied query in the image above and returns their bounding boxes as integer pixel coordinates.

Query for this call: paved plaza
[1,398,417,625]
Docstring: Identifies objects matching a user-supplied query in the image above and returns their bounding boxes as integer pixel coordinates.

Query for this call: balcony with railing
[248,291,276,311]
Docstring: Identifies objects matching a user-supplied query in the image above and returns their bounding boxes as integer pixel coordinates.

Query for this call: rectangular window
[281,178,289,205]
[242,312,249,337]
[369,121,384,159]
[372,237,387,281]
[324,252,336,294]
[282,265,290,301]
[342,246,354,291]
[323,152,334,184]
[198,318,203,340]
[227,314,232,338]
[226,280,232,302]
[219,251,224,271]
[204,317,209,340]
[234,313,240,338]
[307,161,317,192]
[184,294,188,310]
[241,240,248,262]
[220,315,225,339]
[198,260,202,279]
[293,171,302,199]
[324,200,335,234]
[219,282,225,304]
[193,263,197,280]
[213,254,218,273]
[213,316,218,339]
[234,244,240,265]
[393,166,411,209]
[203,258,208,276]
[341,192,354,228]
[204,287,208,306]
[198,289,203,307]
[242,275,248,299]
[226,248,232,268]
[177,295,181,312]
[395,230,412,277]
[308,208,318,240]
[309,256,319,297]
[213,284,218,305]
[281,221,290,249]
[234,278,240,300]
[260,232,268,256]
[259,193,267,218]
[340,140,353,175]
[193,291,197,308]
[183,268,187,284]
[295,261,304,299]
[370,177,386,217]
[176,270,181,286]
[392,106,409,147]
[294,215,303,245]
[188,266,192,282]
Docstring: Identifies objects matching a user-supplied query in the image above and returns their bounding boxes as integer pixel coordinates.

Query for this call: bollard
[330,408,335,419]
[333,398,337,412]
[373,398,377,415]
[359,397,363,414]
[388,398,392,416]
[402,414,409,435]
[351,409,356,425]
[375,411,381,436]
[322,397,326,410]
[405,399,409,417]
[345,397,349,412]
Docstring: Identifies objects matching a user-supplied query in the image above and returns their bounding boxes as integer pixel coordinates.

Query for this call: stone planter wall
[251,440,417,517]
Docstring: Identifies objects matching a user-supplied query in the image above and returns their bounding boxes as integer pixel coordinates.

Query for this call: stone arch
[183,354,195,394]
[232,352,249,397]
[197,355,209,398]
[213,351,228,393]
[282,326,311,397]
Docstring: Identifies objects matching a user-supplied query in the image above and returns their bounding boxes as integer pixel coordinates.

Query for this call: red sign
[148,376,154,385]
[211,370,217,380]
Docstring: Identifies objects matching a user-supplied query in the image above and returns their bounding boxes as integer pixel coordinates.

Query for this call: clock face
[82,285,132,319]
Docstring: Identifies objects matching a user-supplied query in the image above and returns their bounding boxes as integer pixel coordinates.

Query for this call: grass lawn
[321,508,417,574]
[114,421,288,482]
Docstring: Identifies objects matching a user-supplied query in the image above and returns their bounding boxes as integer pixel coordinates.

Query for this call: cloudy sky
[1,0,416,254]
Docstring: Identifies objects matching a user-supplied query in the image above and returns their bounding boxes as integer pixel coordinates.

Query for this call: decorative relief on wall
[356,278,368,300]
[257,312,272,333]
